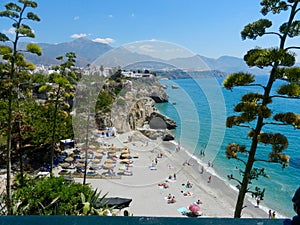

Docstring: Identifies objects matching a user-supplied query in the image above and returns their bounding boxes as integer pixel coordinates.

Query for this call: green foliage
[260,0,288,15]
[224,0,300,218]
[244,48,295,68]
[96,90,115,113]
[12,176,94,215]
[277,67,300,82]
[223,72,255,90]
[241,19,272,40]
[26,43,42,56]
[274,112,300,128]
[277,83,300,96]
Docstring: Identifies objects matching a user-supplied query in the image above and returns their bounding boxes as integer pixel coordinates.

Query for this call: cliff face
[95,77,176,139]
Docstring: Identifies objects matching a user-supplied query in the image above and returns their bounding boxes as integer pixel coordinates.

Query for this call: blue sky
[1,0,300,61]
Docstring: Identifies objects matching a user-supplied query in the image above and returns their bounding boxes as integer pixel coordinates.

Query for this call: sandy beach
[65,130,269,218]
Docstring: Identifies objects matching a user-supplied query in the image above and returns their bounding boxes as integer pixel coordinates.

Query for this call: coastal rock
[162,132,175,141]
[96,77,175,139]
[148,112,177,129]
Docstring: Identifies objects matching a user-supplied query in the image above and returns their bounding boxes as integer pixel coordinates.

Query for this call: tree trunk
[6,86,13,215]
[234,120,262,217]
[50,86,61,175]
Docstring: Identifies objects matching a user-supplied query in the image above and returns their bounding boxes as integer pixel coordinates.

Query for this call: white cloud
[2,28,15,35]
[93,37,115,44]
[108,14,113,18]
[73,16,80,20]
[71,33,88,39]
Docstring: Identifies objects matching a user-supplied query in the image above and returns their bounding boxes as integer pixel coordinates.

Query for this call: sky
[1,0,300,61]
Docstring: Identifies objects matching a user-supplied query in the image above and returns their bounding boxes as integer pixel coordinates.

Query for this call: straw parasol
[120,159,130,164]
[94,152,103,158]
[105,159,115,164]
[89,145,96,149]
[96,148,104,153]
[108,148,116,154]
[60,162,70,169]
[92,158,101,163]
[121,149,129,154]
[121,153,130,159]
[108,152,116,157]
[76,163,85,168]
[64,157,74,162]
[77,158,86,163]
[103,163,114,169]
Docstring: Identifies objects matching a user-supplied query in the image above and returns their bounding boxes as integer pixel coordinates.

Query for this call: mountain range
[22,38,271,75]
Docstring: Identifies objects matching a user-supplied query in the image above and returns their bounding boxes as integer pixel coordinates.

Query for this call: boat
[171,85,179,89]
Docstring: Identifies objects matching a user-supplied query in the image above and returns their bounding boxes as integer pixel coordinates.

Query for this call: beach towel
[177,207,187,213]
[149,166,157,170]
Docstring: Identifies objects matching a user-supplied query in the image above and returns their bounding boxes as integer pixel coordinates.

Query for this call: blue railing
[0,216,285,225]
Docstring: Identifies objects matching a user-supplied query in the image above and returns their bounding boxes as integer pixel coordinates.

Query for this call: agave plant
[75,189,115,216]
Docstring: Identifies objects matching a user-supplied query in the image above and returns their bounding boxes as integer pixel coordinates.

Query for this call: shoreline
[70,131,270,218]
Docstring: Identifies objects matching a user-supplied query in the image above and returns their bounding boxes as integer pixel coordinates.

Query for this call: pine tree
[223,0,300,218]
[0,0,41,215]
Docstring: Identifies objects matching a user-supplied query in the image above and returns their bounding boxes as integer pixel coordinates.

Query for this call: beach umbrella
[121,153,130,158]
[96,148,104,153]
[105,159,115,164]
[108,152,116,157]
[108,149,116,153]
[64,157,74,162]
[92,158,101,163]
[60,162,70,169]
[76,163,85,168]
[89,145,96,149]
[120,159,130,164]
[94,152,103,158]
[189,204,200,213]
[103,163,114,169]
[77,158,86,163]
[121,149,129,154]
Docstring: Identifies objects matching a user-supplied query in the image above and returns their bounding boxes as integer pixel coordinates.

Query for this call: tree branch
[235,157,247,166]
[228,174,242,185]
[264,31,283,39]
[285,46,300,51]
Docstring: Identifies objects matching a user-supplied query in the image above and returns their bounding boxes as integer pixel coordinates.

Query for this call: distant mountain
[199,55,269,75]
[17,38,275,74]
[91,46,159,68]
[23,38,112,67]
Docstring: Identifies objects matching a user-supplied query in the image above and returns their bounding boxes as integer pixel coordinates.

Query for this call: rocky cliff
[95,77,176,140]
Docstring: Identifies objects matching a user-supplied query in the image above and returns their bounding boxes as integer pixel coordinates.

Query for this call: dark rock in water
[149,95,168,103]
[163,133,175,141]
[148,112,176,129]
[149,117,167,129]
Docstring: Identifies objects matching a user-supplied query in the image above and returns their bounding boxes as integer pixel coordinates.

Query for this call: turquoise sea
[157,75,300,218]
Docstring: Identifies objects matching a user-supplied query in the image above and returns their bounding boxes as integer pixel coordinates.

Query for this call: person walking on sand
[256,197,260,208]
[208,176,212,183]
[200,165,204,174]
[173,173,176,180]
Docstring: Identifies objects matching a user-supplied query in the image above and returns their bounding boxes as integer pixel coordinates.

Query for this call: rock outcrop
[95,76,176,140]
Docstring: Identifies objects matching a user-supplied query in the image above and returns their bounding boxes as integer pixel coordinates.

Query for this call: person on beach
[186,180,192,188]
[195,199,203,205]
[284,187,300,225]
[256,197,260,208]
[208,176,212,183]
[269,210,272,219]
[168,196,176,204]
[200,166,204,174]
[173,173,176,180]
